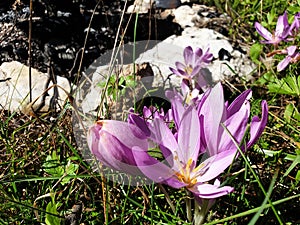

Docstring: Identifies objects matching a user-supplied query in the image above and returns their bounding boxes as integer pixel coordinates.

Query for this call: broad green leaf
[268,75,300,96]
[288,5,300,14]
[65,161,79,175]
[45,202,61,225]
[284,103,300,123]
[250,43,263,64]
[267,11,275,25]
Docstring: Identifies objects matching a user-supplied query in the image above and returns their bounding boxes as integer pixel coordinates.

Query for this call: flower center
[174,158,205,188]
[184,65,193,76]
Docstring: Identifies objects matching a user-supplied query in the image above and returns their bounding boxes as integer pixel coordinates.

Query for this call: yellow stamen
[185,65,193,75]
[173,157,205,188]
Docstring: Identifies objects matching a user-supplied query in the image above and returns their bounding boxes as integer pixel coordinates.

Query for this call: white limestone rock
[172,5,199,28]
[135,27,255,85]
[127,0,153,13]
[0,61,71,113]
[78,27,255,117]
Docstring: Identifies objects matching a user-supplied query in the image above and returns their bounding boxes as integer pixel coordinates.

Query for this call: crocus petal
[247,100,268,148]
[196,149,237,183]
[202,48,213,63]
[255,22,273,41]
[287,45,297,56]
[190,64,202,77]
[218,90,251,151]
[177,106,201,163]
[169,67,181,76]
[289,13,300,35]
[88,129,143,175]
[132,147,186,188]
[183,46,194,65]
[181,79,190,99]
[194,47,203,58]
[218,106,249,152]
[277,56,291,71]
[276,11,289,38]
[193,179,221,207]
[189,183,234,199]
[226,89,252,118]
[90,120,148,150]
[128,113,151,137]
[166,89,186,129]
[199,83,225,156]
[175,61,187,72]
[149,118,179,164]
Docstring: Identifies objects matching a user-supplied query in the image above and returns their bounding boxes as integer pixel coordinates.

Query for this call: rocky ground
[0,0,255,114]
[0,0,182,80]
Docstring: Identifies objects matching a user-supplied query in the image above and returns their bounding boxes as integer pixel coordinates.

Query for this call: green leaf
[268,75,300,96]
[256,72,276,85]
[296,170,300,182]
[267,10,275,25]
[65,161,79,175]
[250,43,263,64]
[45,202,61,225]
[288,5,300,14]
[42,152,65,177]
[283,154,300,177]
[284,103,300,123]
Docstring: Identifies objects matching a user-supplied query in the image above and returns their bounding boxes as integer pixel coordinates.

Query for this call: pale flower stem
[194,199,209,225]
[194,198,200,221]
[185,190,192,222]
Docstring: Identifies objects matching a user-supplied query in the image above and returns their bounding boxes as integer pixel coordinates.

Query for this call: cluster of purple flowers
[255,11,300,71]
[87,46,268,207]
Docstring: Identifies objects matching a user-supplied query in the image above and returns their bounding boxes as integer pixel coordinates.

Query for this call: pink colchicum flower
[169,46,213,80]
[277,46,300,71]
[87,83,268,201]
[87,120,149,176]
[166,83,268,157]
[255,11,290,45]
[289,12,300,36]
[198,83,268,157]
[132,105,236,199]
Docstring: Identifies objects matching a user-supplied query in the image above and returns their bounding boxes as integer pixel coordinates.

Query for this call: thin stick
[28,0,33,103]
[75,1,101,85]
[157,184,176,214]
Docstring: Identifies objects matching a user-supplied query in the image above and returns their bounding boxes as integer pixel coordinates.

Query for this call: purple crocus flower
[198,83,268,156]
[87,83,268,202]
[169,46,213,80]
[289,12,300,36]
[277,45,300,71]
[87,120,149,175]
[255,11,290,45]
[88,96,235,200]
[88,112,235,199]
[128,106,235,199]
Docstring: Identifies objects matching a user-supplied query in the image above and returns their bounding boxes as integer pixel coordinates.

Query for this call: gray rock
[77,26,256,118]
[0,61,71,113]
[173,5,199,28]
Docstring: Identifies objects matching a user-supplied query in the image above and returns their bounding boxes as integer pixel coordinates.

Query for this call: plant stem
[194,199,209,225]
[185,190,192,222]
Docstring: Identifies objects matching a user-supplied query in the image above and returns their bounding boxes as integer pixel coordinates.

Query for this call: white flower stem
[185,190,193,222]
[194,199,209,225]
